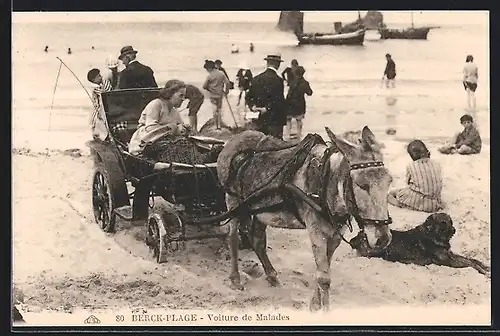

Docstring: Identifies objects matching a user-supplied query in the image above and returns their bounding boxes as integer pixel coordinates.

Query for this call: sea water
[12,20,489,151]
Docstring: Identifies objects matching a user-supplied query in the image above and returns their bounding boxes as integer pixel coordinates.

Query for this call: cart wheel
[92,163,117,232]
[146,213,168,263]
[146,209,184,264]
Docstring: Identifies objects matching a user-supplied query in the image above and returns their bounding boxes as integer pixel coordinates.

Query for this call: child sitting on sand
[438,114,482,155]
[388,140,444,213]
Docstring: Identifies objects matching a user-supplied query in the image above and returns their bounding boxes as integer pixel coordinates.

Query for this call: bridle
[345,161,393,229]
[317,145,392,244]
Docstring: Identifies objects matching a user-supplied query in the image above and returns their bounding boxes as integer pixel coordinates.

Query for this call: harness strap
[344,167,393,227]
[226,134,323,206]
[279,189,307,228]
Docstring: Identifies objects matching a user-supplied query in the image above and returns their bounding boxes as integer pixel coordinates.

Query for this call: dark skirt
[463,81,478,92]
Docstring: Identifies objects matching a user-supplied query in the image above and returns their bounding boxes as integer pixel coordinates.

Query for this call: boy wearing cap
[86,68,111,140]
[203,60,230,130]
[246,53,287,139]
[87,68,112,93]
[117,45,157,89]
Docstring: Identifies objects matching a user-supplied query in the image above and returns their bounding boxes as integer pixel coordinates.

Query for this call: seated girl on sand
[388,140,444,213]
[128,79,221,165]
[438,114,481,155]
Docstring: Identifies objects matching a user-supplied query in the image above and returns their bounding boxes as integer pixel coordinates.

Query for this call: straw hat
[105,55,119,69]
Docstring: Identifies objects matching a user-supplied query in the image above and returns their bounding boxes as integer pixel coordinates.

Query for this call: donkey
[216,126,393,312]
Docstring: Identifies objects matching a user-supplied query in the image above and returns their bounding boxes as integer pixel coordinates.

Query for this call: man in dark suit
[246,53,287,139]
[117,45,158,89]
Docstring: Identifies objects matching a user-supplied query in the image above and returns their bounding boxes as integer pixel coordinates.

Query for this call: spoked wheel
[146,208,184,264]
[92,163,117,233]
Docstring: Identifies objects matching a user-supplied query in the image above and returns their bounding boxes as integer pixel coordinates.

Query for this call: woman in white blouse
[129,79,223,165]
[129,79,190,155]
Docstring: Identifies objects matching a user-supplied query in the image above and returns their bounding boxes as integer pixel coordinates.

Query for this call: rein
[344,161,393,228]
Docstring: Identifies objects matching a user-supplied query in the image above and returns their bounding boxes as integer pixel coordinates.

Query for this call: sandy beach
[12,129,491,325]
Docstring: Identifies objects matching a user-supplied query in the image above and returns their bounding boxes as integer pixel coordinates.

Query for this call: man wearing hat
[246,53,287,139]
[117,45,158,89]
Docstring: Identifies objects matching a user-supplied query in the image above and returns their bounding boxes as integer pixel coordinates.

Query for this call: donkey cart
[86,87,241,263]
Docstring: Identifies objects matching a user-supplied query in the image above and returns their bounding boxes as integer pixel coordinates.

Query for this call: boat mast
[411,11,414,28]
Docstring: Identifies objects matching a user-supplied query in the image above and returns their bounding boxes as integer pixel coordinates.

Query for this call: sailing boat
[277,11,365,46]
[378,11,432,40]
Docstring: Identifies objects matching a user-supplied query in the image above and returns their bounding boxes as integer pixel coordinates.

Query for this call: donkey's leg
[251,217,280,287]
[226,196,244,290]
[309,227,343,312]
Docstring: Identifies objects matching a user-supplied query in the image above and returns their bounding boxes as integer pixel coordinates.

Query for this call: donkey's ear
[325,127,338,142]
[325,127,357,156]
[361,126,381,150]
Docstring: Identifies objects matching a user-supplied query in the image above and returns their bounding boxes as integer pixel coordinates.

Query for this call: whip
[50,57,127,171]
[224,94,239,128]
[42,60,63,161]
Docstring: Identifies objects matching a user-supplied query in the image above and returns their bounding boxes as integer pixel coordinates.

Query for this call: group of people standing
[86,44,317,142]
[85,45,484,214]
[240,55,313,140]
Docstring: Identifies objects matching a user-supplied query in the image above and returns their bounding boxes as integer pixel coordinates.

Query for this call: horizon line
[12,11,489,25]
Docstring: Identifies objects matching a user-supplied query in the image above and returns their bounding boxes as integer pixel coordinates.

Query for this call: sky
[12,11,488,26]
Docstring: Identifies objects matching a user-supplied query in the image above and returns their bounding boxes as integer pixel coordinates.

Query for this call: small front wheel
[146,208,184,264]
[146,213,168,263]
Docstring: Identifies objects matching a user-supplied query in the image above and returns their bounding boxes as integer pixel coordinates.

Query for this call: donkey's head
[326,126,393,250]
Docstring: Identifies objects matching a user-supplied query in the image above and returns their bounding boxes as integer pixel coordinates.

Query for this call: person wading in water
[463,54,479,115]
[202,60,230,130]
[382,53,396,88]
